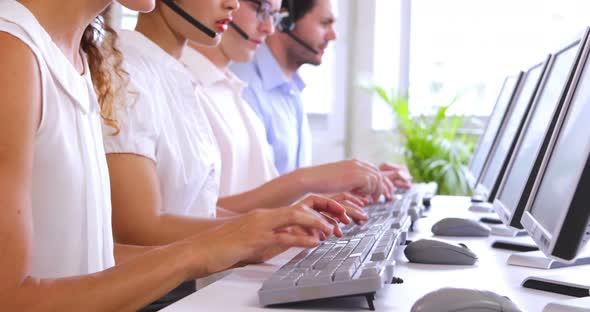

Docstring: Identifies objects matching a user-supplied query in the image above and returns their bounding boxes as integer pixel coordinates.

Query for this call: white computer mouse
[432,217,492,237]
[404,239,478,265]
[411,287,523,312]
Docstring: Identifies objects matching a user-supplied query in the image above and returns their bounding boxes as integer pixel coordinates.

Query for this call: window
[298,2,341,115]
[299,46,335,114]
[410,0,590,116]
[372,0,590,129]
[371,0,402,130]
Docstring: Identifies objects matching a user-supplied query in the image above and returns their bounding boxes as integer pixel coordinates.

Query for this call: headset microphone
[285,31,319,55]
[278,0,320,55]
[160,0,218,39]
[229,22,250,40]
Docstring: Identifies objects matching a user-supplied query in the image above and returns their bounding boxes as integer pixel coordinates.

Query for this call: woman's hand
[379,162,413,189]
[329,192,369,224]
[297,159,395,202]
[189,195,350,275]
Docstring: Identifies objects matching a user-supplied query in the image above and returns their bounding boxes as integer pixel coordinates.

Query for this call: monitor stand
[490,225,529,237]
[471,195,485,203]
[468,202,494,213]
[543,297,590,312]
[491,240,539,252]
[522,273,590,298]
[507,251,590,269]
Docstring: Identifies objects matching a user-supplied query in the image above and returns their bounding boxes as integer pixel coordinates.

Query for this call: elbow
[0,277,46,312]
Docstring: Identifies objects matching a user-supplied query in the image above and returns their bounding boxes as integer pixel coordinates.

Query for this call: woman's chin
[119,0,156,13]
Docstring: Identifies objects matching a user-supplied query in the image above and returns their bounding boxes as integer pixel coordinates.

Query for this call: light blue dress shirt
[231,44,311,175]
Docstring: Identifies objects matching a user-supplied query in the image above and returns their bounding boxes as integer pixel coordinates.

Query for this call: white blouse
[103,31,220,218]
[181,48,278,197]
[0,1,115,277]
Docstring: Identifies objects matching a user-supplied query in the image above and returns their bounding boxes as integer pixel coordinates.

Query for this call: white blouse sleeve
[102,72,160,162]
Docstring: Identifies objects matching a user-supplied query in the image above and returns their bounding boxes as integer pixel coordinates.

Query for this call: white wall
[307,0,351,165]
[310,0,407,166]
[343,0,408,166]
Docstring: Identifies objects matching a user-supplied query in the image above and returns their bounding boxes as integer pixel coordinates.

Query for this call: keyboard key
[360,267,380,278]
[333,265,355,281]
[262,272,303,289]
[297,271,333,287]
[371,249,386,261]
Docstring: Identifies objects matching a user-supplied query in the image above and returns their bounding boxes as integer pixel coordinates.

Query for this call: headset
[230,0,318,55]
[277,0,319,54]
[229,1,290,41]
[230,21,250,40]
[159,0,218,39]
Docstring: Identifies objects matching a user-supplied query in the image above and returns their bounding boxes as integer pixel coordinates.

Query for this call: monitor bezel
[493,46,577,230]
[522,27,590,262]
[475,66,537,202]
[471,72,524,197]
[467,76,521,189]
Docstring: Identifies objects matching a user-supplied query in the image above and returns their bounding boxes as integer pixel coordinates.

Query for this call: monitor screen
[469,75,520,185]
[529,56,590,235]
[496,44,580,221]
[477,65,543,197]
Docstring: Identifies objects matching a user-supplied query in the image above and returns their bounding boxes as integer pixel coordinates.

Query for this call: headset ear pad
[279,15,295,33]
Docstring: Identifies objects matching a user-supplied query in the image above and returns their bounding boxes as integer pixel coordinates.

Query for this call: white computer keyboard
[258,188,426,307]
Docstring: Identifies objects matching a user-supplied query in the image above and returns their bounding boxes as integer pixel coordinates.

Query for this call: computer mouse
[411,287,523,312]
[404,239,478,265]
[432,217,491,237]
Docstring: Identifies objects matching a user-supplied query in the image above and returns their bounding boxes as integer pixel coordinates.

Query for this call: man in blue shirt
[231,0,334,175]
[232,0,412,188]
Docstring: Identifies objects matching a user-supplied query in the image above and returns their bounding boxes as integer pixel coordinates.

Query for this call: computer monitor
[521,32,590,263]
[467,73,523,189]
[474,61,546,202]
[493,40,585,230]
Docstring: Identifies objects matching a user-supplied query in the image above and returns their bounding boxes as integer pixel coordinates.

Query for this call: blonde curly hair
[81,6,127,135]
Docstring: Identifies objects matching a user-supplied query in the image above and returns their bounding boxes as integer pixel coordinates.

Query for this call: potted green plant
[373,87,476,195]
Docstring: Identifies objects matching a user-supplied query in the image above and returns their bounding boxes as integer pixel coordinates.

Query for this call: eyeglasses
[241,0,285,28]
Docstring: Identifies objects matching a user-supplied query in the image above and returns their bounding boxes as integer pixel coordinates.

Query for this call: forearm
[0,241,202,312]
[114,243,153,264]
[115,214,230,246]
[217,206,240,217]
[217,171,309,213]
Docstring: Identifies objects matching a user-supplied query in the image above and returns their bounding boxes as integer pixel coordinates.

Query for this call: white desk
[164,196,586,311]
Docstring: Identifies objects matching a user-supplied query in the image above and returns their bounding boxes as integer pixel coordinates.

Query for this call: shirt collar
[121,30,191,77]
[0,1,94,113]
[182,47,246,92]
[255,43,306,93]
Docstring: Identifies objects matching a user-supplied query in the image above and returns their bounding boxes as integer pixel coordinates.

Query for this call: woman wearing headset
[0,0,347,310]
[181,0,414,225]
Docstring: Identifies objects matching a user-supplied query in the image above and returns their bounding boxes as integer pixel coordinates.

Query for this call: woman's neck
[135,9,186,60]
[17,0,110,73]
[190,42,231,71]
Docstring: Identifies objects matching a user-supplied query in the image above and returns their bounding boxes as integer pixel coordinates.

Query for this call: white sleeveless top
[0,1,115,278]
[103,31,220,218]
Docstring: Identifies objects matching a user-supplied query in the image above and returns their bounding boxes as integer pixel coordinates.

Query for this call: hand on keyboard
[295,159,394,202]
[197,195,351,274]
[379,162,413,189]
[329,192,369,224]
